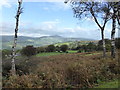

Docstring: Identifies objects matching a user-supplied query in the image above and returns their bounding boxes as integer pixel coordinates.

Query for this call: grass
[36,50,78,57]
[36,52,65,57]
[95,79,119,88]
[68,50,78,53]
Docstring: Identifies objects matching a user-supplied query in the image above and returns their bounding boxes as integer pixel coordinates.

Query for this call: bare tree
[11,0,23,76]
[65,0,111,57]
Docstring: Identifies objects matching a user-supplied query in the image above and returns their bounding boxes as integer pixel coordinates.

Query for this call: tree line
[2,38,119,58]
[20,38,120,56]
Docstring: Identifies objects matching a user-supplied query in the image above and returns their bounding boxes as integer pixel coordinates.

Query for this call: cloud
[54,2,71,10]
[24,0,66,2]
[1,20,119,40]
[42,2,71,11]
[0,0,17,9]
[0,0,11,8]
[39,20,60,31]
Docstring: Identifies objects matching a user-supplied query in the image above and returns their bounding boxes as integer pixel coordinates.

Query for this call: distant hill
[1,35,95,50]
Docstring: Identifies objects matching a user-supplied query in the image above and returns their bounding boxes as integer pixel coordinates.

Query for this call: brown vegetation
[3,52,120,88]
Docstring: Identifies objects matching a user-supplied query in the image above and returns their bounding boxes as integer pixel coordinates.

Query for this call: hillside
[1,35,95,49]
[3,52,119,88]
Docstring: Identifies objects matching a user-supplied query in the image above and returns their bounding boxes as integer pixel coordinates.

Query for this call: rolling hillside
[1,35,95,49]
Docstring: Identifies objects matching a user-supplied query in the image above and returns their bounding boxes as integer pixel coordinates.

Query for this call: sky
[0,0,119,40]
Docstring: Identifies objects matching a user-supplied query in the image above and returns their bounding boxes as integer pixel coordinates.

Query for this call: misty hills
[1,35,94,50]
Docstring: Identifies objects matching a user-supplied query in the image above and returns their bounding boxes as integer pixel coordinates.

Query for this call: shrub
[2,58,30,77]
[21,45,36,56]
[3,74,43,88]
[87,42,97,52]
[60,45,68,52]
[46,45,55,52]
[55,46,60,52]
[36,47,46,53]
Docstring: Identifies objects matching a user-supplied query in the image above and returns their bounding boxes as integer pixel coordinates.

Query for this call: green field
[36,52,64,57]
[36,50,78,57]
[95,80,119,88]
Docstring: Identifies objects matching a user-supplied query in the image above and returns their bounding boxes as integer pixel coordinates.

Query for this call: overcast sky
[0,0,119,40]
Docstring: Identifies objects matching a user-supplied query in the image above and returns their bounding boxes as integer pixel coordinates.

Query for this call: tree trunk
[11,39,17,75]
[111,16,116,58]
[101,30,106,57]
[11,0,22,76]
[111,7,117,58]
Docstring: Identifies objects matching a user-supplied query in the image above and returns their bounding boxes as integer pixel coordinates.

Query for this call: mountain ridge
[1,35,95,49]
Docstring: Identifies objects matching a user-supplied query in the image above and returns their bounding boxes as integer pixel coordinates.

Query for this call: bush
[2,58,30,77]
[87,42,97,52]
[60,45,68,52]
[21,45,36,57]
[97,39,111,51]
[3,74,43,88]
[36,47,46,53]
[46,45,55,52]
[55,46,60,52]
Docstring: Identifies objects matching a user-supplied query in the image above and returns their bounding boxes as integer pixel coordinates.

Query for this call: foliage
[2,49,12,59]
[60,45,68,52]
[87,42,97,52]
[46,45,55,52]
[55,46,61,52]
[36,47,46,53]
[97,39,111,51]
[21,45,36,57]
[98,39,111,46]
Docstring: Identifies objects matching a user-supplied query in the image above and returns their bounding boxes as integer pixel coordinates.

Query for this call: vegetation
[60,45,68,52]
[2,52,119,88]
[1,35,93,50]
[115,38,120,49]
[2,0,120,88]
[1,49,12,59]
[65,1,119,58]
[95,79,118,88]
[2,39,120,88]
[46,45,56,52]
[21,45,36,57]
[67,1,112,57]
[36,52,64,57]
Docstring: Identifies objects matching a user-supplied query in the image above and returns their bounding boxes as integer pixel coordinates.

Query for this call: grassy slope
[95,79,118,88]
